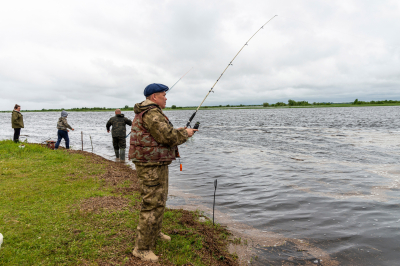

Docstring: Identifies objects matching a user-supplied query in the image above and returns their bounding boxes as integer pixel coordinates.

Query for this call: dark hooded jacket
[106,114,132,137]
[57,117,72,131]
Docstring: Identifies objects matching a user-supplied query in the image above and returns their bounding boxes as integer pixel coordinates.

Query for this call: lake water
[1,106,400,265]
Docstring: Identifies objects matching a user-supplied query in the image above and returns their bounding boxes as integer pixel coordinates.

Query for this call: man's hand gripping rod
[185,15,277,128]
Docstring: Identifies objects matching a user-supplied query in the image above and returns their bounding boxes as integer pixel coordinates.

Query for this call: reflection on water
[1,106,400,265]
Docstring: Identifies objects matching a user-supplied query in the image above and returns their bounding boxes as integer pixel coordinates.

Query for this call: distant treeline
[263,99,400,107]
[168,104,260,109]
[2,99,400,113]
[263,100,333,107]
[31,105,133,112]
[352,99,400,105]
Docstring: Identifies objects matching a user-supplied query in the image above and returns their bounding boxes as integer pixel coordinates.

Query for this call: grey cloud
[1,0,400,111]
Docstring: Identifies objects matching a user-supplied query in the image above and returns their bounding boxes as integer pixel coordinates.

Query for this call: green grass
[0,140,114,265]
[0,140,236,265]
[155,209,235,265]
[157,210,205,265]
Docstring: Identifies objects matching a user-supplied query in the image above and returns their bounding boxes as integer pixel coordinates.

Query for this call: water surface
[1,106,399,265]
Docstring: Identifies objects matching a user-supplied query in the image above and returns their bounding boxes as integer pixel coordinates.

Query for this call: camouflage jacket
[11,110,24,128]
[129,99,188,164]
[106,114,132,137]
[57,117,72,131]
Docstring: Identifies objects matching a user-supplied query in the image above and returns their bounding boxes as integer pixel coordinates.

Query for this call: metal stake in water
[213,179,218,225]
[89,135,93,153]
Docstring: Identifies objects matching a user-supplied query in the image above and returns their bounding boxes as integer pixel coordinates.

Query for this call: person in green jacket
[106,109,132,160]
[11,104,24,143]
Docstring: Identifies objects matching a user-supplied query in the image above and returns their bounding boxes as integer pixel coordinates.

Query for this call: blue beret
[144,83,169,97]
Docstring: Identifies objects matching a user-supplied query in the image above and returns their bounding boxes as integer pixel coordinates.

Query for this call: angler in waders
[129,83,197,262]
[106,109,132,160]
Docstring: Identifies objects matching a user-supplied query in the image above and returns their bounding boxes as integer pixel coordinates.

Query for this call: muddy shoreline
[67,149,238,265]
[71,148,340,266]
[168,187,340,266]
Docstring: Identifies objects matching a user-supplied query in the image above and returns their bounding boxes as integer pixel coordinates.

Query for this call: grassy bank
[0,140,238,265]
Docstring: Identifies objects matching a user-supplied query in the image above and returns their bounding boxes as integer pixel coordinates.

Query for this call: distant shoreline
[1,103,400,113]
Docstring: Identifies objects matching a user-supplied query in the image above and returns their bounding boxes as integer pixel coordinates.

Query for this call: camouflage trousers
[112,136,126,149]
[135,163,169,250]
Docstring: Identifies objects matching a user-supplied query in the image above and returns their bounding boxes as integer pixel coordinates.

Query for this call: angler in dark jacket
[106,109,132,160]
[11,104,24,143]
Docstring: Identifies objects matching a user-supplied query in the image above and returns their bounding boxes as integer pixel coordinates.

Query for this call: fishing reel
[193,122,200,130]
[190,122,200,135]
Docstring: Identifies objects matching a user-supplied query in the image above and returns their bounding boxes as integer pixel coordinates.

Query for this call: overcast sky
[1,0,399,110]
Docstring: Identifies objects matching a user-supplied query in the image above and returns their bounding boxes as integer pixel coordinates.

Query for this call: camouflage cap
[144,83,169,97]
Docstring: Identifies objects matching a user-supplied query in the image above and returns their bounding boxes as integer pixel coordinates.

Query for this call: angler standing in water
[129,83,197,262]
[106,109,132,160]
[55,110,74,150]
[11,104,24,143]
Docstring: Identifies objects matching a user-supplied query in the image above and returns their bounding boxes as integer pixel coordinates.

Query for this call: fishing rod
[125,68,193,139]
[185,15,278,128]
[167,67,193,94]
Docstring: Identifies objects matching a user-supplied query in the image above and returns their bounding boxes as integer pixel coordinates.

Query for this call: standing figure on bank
[55,110,74,150]
[11,104,24,143]
[106,109,132,160]
[129,83,198,262]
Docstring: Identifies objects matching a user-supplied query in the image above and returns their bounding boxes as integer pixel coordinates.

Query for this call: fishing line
[167,67,193,94]
[185,15,277,128]
[183,15,277,226]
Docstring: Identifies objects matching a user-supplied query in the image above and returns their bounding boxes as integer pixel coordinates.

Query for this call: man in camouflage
[106,109,132,160]
[129,83,198,262]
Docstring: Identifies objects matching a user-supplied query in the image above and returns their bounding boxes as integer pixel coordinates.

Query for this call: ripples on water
[1,106,399,265]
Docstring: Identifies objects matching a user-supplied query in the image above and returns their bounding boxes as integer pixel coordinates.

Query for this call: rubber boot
[119,149,125,161]
[114,149,119,159]
[132,248,158,262]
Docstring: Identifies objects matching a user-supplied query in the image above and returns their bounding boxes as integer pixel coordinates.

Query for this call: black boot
[114,149,119,159]
[120,149,125,161]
